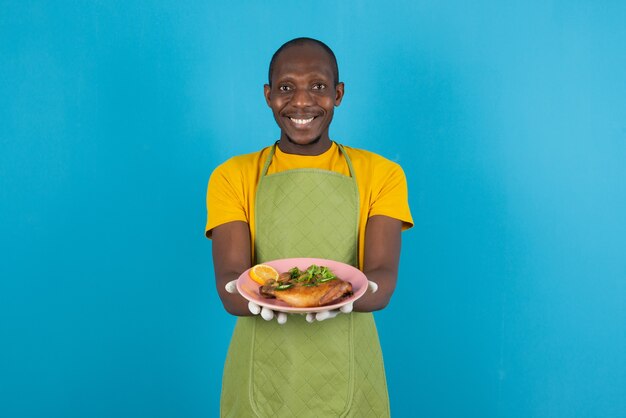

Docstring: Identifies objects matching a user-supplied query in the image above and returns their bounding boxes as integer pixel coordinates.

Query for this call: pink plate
[236,257,368,313]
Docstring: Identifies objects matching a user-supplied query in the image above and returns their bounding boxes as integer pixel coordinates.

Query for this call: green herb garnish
[288,264,337,285]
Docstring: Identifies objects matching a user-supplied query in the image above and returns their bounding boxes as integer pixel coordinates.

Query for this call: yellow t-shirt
[205,142,413,268]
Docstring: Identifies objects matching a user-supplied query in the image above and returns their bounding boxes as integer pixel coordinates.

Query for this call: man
[206,37,412,417]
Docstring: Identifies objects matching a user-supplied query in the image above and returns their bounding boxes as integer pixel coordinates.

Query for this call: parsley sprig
[287,265,337,287]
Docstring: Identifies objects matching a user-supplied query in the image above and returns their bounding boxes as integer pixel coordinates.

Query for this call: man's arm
[354,215,402,312]
[211,220,254,316]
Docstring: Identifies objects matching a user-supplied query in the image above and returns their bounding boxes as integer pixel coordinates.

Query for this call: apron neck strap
[260,141,278,177]
[336,143,357,181]
[261,141,357,180]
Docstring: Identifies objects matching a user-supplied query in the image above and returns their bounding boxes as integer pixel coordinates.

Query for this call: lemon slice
[249,264,279,285]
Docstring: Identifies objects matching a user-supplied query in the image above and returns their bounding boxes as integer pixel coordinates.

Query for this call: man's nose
[291,88,314,107]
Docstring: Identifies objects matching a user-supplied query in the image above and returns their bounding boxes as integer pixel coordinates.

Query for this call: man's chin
[285,134,322,146]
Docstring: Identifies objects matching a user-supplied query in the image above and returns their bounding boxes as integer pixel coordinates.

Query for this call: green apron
[221,143,390,417]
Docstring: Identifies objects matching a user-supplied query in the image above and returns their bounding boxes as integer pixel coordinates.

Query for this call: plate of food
[236,257,368,313]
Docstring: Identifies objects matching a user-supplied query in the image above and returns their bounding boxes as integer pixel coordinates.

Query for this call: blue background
[1,1,625,417]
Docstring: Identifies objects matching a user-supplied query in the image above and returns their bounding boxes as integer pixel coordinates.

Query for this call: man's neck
[277,136,333,156]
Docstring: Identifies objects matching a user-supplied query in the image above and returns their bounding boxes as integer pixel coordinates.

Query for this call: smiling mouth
[289,117,315,125]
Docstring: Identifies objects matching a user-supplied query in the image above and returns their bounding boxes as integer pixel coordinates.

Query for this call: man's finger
[316,310,340,321]
[225,280,238,294]
[368,280,379,293]
[276,312,288,325]
[248,301,261,315]
[315,311,331,321]
[260,307,275,321]
[340,302,353,314]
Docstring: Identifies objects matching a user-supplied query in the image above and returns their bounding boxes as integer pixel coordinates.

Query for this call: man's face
[264,44,344,148]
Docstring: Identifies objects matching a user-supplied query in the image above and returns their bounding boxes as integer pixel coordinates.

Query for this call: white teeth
[290,117,314,125]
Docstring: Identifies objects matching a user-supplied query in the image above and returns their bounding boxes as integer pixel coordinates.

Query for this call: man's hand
[305,280,378,322]
[225,280,289,324]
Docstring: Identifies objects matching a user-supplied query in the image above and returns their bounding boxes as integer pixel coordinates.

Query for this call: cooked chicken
[260,278,353,308]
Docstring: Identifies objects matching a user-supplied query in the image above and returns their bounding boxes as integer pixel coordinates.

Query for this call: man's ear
[263,84,272,107]
[334,82,345,106]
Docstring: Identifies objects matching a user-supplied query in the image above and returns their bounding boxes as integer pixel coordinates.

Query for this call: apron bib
[221,143,390,417]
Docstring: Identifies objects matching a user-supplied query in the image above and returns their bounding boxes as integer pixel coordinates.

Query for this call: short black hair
[268,37,339,86]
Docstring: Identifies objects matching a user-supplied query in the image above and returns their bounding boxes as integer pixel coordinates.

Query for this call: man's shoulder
[342,145,404,171]
[213,146,271,174]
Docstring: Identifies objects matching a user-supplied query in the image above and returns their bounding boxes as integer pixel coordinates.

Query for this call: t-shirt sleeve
[369,161,414,230]
[205,161,248,238]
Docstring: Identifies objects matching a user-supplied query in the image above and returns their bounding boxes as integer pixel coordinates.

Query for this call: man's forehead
[272,45,335,77]
[274,62,334,79]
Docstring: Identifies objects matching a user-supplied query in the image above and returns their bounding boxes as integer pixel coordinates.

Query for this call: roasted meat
[260,278,353,308]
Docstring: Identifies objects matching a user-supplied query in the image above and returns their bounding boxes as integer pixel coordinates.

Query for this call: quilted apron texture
[220,144,390,417]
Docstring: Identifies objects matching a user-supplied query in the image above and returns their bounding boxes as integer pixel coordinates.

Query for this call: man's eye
[278,85,292,92]
[312,83,326,90]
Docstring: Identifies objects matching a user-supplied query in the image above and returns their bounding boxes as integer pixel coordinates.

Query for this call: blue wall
[1,1,624,417]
